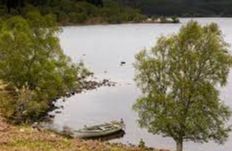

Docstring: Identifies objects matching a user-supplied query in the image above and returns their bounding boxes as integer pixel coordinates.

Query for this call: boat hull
[72,121,125,139]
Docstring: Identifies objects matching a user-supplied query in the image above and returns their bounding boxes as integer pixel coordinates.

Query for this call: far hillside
[117,0,232,17]
[0,0,146,25]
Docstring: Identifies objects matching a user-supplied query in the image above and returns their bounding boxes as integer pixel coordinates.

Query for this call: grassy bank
[0,116,166,151]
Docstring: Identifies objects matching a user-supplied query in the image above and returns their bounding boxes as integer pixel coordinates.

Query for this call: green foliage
[0,85,42,123]
[0,12,88,124]
[134,21,232,151]
[119,0,232,17]
[97,0,144,24]
[0,0,146,25]
[138,139,146,148]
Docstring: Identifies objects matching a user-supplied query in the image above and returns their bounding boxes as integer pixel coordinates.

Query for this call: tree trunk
[176,140,183,151]
[6,0,11,13]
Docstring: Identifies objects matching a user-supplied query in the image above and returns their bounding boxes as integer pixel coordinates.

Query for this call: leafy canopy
[0,11,88,123]
[134,21,232,150]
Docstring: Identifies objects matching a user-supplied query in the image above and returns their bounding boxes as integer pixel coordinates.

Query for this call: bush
[0,11,89,124]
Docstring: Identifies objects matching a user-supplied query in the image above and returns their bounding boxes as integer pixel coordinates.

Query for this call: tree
[133,21,232,151]
[0,11,89,123]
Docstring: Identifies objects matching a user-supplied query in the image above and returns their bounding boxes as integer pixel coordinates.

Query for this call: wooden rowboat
[64,120,125,139]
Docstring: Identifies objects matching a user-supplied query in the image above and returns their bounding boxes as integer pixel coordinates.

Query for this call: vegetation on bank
[118,0,232,17]
[0,0,146,25]
[3,0,232,19]
[134,21,232,151]
[0,12,91,124]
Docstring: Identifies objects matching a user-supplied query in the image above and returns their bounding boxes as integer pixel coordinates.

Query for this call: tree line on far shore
[0,0,145,25]
[117,0,232,17]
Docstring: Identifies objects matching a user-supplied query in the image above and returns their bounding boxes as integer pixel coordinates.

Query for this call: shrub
[0,11,89,123]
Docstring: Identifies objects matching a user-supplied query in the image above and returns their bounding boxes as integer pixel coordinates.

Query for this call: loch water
[52,18,232,151]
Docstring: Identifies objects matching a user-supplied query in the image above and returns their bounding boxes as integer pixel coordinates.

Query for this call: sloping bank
[0,116,169,151]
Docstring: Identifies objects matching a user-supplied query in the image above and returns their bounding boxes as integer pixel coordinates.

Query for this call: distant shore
[60,17,180,26]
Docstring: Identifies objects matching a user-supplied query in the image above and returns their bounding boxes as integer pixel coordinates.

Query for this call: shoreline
[0,116,169,151]
[61,22,180,27]
[60,17,232,27]
[59,17,181,27]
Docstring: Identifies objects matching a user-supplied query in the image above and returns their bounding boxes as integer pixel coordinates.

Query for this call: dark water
[53,18,232,151]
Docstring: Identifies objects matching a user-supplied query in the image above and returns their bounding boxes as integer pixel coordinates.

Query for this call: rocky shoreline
[74,78,116,94]
[41,77,117,122]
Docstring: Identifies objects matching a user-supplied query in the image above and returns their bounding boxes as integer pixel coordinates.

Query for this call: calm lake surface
[54,18,232,151]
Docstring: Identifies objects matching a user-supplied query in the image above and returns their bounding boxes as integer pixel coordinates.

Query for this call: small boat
[71,120,125,139]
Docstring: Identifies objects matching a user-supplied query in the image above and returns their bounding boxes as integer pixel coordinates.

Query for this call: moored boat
[66,120,125,139]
